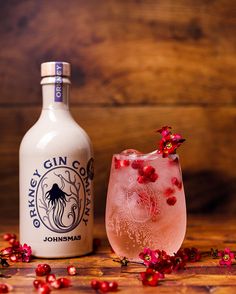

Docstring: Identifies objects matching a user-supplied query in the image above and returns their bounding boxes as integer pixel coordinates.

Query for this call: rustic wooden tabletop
[0,215,236,294]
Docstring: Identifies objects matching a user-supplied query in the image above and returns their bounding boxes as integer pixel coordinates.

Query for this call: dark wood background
[0,0,235,218]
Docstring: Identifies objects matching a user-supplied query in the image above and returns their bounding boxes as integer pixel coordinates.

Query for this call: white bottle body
[20,73,94,258]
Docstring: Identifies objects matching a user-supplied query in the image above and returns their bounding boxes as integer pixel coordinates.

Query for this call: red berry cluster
[34,264,71,294]
[114,157,129,169]
[139,247,201,286]
[162,177,183,206]
[91,279,118,292]
[114,157,159,185]
[137,165,158,184]
[0,233,32,266]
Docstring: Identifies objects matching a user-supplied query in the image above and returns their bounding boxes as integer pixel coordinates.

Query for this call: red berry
[0,283,9,293]
[171,177,182,189]
[121,160,130,167]
[33,279,45,289]
[50,279,62,289]
[38,284,51,294]
[149,173,158,182]
[46,274,56,284]
[67,265,77,276]
[91,279,100,290]
[100,281,110,292]
[142,165,155,177]
[137,175,146,184]
[35,264,51,276]
[108,281,118,291]
[167,196,177,206]
[57,278,71,288]
[115,157,130,169]
[3,233,16,242]
[114,157,121,169]
[164,188,175,197]
[131,160,143,169]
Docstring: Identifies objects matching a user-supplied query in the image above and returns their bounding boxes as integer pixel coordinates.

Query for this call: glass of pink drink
[105,150,186,261]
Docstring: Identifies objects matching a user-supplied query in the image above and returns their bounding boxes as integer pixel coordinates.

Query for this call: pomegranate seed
[121,160,130,167]
[91,279,100,290]
[137,175,146,184]
[142,165,155,177]
[33,279,45,289]
[3,234,16,242]
[0,283,9,293]
[114,157,130,169]
[38,284,51,294]
[171,177,182,189]
[46,274,56,284]
[131,160,143,169]
[50,279,62,289]
[149,173,158,182]
[167,196,177,206]
[67,265,77,276]
[164,188,175,197]
[114,157,121,169]
[99,281,110,292]
[108,281,118,291]
[35,264,51,276]
[57,278,71,288]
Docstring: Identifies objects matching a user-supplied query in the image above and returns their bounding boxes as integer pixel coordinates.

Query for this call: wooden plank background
[0,0,235,217]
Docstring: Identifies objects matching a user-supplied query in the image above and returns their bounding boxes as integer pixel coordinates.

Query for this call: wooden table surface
[1,215,236,294]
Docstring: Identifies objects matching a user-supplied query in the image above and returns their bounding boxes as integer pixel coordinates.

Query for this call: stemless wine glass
[105,150,186,261]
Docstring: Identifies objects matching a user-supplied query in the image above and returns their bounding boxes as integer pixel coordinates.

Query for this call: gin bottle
[20,61,94,257]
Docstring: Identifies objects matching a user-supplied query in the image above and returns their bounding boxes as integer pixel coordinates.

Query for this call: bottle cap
[41,61,71,77]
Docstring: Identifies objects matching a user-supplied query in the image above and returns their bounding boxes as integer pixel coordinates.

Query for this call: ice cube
[120,149,142,156]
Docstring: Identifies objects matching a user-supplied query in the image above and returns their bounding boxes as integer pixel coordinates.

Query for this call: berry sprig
[138,247,201,286]
[137,165,158,184]
[0,233,32,266]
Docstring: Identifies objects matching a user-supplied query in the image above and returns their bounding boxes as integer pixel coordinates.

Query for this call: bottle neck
[41,77,71,110]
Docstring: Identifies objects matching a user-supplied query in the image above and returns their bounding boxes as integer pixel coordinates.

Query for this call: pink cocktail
[105,150,186,261]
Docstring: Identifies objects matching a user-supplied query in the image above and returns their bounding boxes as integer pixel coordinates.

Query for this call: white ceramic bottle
[20,61,94,258]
